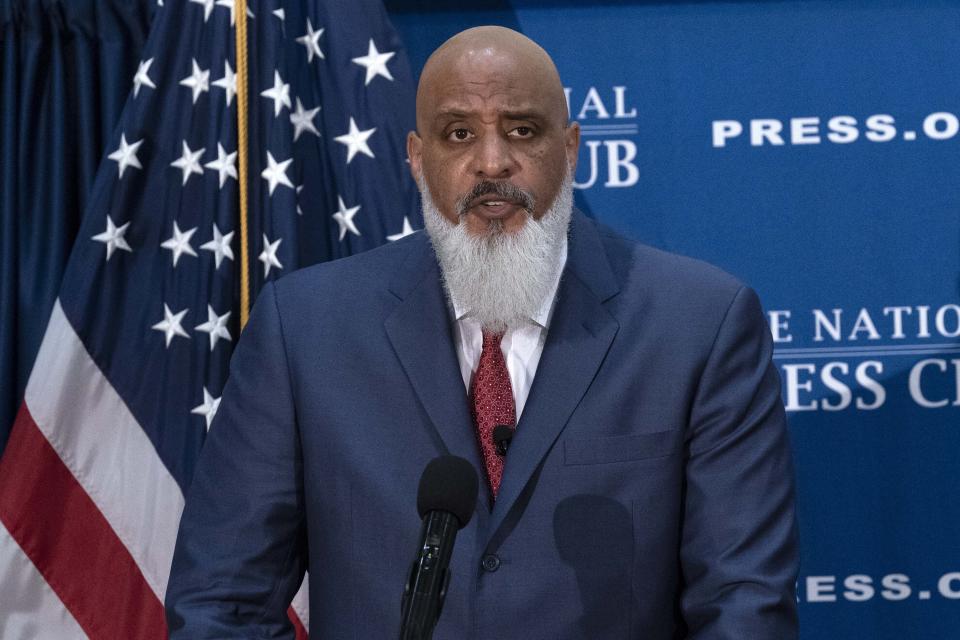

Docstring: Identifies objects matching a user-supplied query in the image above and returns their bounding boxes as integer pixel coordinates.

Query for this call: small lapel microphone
[492,424,515,457]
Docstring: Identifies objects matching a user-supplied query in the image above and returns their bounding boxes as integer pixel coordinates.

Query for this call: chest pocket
[563,429,680,465]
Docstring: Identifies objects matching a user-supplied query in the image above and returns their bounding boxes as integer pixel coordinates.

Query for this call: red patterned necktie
[470,330,516,499]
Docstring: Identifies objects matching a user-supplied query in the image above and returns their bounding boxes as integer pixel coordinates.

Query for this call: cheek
[422,162,466,219]
[426,167,455,201]
[527,148,567,190]
[430,152,471,185]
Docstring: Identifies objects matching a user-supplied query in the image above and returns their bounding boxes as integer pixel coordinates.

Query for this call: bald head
[416,26,569,132]
[407,26,579,236]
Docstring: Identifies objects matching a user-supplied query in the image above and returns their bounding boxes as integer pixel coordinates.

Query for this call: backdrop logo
[565,86,639,189]
[711,112,960,148]
[799,572,960,603]
[768,304,960,411]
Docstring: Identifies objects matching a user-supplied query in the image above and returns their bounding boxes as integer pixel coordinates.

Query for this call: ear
[407,131,423,183]
[564,121,581,173]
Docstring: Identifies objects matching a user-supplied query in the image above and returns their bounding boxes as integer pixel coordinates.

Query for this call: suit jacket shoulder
[571,215,756,369]
[272,231,428,304]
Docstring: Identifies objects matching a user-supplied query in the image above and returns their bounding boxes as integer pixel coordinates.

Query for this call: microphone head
[416,455,479,529]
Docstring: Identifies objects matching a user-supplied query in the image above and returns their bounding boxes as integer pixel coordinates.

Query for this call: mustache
[455,181,535,217]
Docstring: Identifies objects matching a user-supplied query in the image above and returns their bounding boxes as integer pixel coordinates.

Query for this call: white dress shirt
[449,238,568,419]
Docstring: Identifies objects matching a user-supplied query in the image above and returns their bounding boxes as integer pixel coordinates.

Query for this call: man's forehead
[416,27,567,129]
[429,87,543,119]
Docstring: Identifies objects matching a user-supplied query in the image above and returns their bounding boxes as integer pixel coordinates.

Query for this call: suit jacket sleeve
[680,285,799,638]
[165,282,307,638]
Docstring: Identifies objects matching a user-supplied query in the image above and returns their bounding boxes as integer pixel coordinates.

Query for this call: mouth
[455,180,535,222]
[469,196,525,220]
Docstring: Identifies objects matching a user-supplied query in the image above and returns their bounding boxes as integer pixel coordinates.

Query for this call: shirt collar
[449,234,568,329]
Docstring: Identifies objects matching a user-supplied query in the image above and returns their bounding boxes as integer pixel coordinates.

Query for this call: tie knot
[481,330,504,348]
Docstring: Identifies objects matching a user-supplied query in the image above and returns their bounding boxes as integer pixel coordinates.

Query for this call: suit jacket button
[482,554,500,572]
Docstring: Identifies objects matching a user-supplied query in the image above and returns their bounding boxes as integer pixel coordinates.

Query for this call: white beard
[420,170,573,333]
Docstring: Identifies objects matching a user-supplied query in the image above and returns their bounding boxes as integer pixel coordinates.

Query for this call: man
[166,26,799,638]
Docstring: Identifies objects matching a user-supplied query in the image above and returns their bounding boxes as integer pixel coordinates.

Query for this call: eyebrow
[431,109,546,125]
[432,110,471,124]
[504,110,545,119]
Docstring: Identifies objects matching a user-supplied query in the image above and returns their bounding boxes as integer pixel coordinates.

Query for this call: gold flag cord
[235,0,251,329]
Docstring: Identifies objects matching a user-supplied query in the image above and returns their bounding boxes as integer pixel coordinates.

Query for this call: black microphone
[399,455,479,640]
[492,424,515,456]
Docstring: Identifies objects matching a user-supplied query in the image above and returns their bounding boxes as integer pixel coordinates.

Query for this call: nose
[473,131,517,180]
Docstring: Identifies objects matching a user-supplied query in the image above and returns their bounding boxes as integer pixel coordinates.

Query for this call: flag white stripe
[0,521,87,640]
[24,300,185,602]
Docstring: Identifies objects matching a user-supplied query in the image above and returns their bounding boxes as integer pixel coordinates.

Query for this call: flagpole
[235,0,251,330]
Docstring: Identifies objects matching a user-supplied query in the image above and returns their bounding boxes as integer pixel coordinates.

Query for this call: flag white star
[191,387,221,430]
[334,117,376,164]
[352,38,395,86]
[387,217,417,242]
[258,234,283,277]
[204,143,237,188]
[195,305,232,351]
[152,304,190,347]
[211,60,237,107]
[179,58,210,104]
[296,185,304,215]
[290,98,320,141]
[92,215,133,260]
[170,140,206,186]
[133,58,156,97]
[296,19,324,62]
[272,8,285,20]
[260,151,294,195]
[189,0,215,21]
[332,196,361,241]
[200,223,234,268]
[107,134,143,178]
[260,70,291,117]
[160,221,198,267]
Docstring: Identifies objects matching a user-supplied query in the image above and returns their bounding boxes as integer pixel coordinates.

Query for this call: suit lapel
[383,235,486,486]
[486,211,621,545]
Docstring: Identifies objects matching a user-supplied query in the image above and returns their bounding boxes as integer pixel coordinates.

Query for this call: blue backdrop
[386,1,960,638]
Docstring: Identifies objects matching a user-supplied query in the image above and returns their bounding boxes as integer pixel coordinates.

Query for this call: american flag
[0,0,418,636]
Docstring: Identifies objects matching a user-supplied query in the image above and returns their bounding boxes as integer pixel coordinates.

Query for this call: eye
[509,126,534,138]
[447,128,473,142]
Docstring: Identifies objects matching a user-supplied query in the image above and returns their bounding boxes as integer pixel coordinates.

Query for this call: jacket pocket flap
[564,430,679,465]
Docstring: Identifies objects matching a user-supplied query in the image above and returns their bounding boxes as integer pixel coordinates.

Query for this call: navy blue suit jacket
[166,210,799,638]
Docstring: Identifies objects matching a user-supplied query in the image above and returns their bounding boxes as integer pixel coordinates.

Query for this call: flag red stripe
[0,404,168,639]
